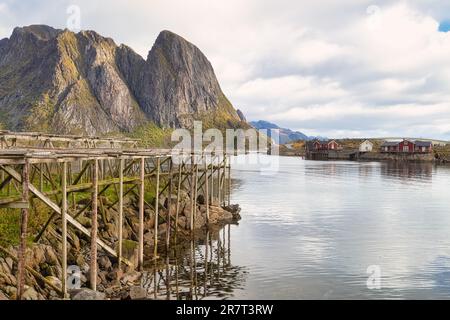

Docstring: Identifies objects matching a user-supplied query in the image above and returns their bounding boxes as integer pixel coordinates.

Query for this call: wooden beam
[61,162,68,298]
[0,164,132,265]
[118,158,124,271]
[154,157,160,259]
[138,157,145,270]
[17,159,30,300]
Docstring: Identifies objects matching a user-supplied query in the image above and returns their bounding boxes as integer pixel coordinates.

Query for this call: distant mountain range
[250,120,322,144]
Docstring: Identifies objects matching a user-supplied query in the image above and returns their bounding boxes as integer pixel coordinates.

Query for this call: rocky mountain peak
[0,25,246,135]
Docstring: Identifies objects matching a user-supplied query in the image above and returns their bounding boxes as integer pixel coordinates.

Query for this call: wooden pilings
[0,146,234,298]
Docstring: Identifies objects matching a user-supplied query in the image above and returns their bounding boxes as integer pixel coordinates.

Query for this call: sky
[1,0,450,140]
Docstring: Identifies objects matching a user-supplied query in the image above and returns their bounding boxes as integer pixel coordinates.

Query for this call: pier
[0,131,232,299]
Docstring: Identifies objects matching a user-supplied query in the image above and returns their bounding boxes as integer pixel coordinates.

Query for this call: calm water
[155,156,450,300]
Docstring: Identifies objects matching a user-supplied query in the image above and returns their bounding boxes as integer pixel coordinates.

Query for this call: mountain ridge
[250,120,312,144]
[0,25,246,135]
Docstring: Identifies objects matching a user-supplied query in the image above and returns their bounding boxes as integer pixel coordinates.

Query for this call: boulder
[121,271,141,285]
[44,247,59,265]
[45,276,62,290]
[99,256,112,270]
[5,257,13,271]
[0,290,9,300]
[128,285,148,300]
[22,286,39,300]
[70,288,106,300]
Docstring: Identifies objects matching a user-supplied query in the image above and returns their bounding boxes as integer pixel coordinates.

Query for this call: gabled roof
[414,140,432,147]
[360,139,373,145]
[381,141,399,147]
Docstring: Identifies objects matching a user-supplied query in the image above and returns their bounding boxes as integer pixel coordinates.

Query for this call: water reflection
[144,225,247,300]
[229,156,450,299]
[380,161,433,181]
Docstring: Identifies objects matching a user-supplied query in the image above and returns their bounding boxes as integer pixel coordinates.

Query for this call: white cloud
[1,0,450,139]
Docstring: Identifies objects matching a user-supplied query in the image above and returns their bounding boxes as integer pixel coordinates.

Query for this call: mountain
[250,120,310,144]
[0,25,245,135]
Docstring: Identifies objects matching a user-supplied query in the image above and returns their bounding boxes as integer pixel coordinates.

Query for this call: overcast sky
[1,0,450,139]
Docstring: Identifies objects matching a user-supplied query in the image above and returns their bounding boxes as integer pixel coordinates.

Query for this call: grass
[128,122,174,148]
[0,200,51,248]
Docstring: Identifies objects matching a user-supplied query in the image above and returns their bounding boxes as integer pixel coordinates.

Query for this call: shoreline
[0,197,241,300]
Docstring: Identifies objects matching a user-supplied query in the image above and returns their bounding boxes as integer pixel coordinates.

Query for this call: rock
[0,272,16,286]
[0,260,10,274]
[128,285,148,300]
[0,290,9,300]
[5,286,17,299]
[121,271,141,285]
[158,223,168,236]
[106,268,122,282]
[197,194,206,205]
[70,288,106,300]
[219,211,233,221]
[143,231,154,243]
[144,214,155,230]
[44,247,59,265]
[33,246,46,266]
[0,26,245,136]
[45,276,62,290]
[178,216,187,230]
[77,216,92,228]
[5,257,13,271]
[99,256,112,270]
[22,286,39,300]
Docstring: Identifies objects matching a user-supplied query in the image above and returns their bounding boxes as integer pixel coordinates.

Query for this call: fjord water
[222,155,450,299]
[166,155,450,299]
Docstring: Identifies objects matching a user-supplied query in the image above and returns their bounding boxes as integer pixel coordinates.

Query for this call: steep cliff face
[0,25,245,135]
[136,30,241,129]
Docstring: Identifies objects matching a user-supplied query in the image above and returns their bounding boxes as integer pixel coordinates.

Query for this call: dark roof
[414,141,432,147]
[381,141,399,147]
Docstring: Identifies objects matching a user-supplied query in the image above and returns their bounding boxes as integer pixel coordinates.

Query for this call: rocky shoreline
[0,189,241,300]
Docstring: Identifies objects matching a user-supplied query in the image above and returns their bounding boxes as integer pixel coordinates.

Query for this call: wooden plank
[0,201,29,209]
[1,164,131,265]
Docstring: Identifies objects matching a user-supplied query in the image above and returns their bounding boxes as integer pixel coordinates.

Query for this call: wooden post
[193,155,199,229]
[39,163,43,191]
[61,162,68,298]
[175,159,183,237]
[90,159,98,291]
[190,155,195,231]
[139,157,145,269]
[227,157,231,206]
[210,155,214,205]
[154,157,160,259]
[166,158,173,249]
[217,156,221,206]
[205,157,210,223]
[118,158,124,270]
[17,159,30,300]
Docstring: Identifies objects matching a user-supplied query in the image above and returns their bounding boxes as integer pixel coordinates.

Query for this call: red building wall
[398,140,415,153]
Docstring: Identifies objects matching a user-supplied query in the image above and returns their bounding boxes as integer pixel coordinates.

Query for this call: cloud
[0,0,450,139]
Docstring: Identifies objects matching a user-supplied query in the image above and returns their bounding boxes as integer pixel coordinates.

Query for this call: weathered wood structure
[0,132,232,300]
